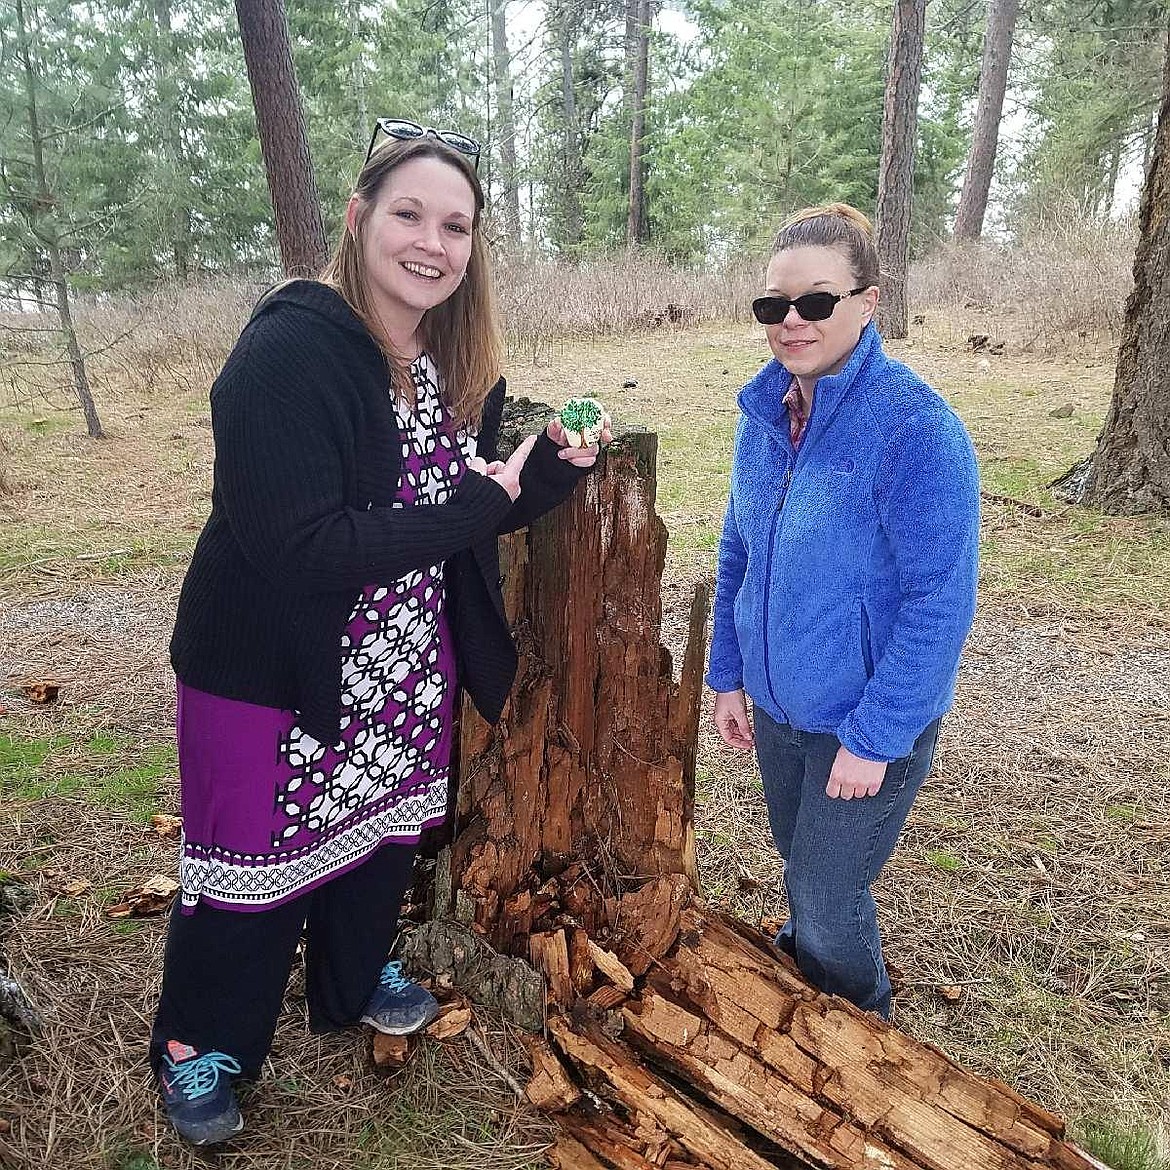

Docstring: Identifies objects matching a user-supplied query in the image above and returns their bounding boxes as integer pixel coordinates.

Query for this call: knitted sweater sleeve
[835,406,980,760]
[212,337,513,595]
[476,377,591,534]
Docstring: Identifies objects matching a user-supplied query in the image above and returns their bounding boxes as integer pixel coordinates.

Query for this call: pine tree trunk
[151,0,192,280]
[1083,29,1170,514]
[875,0,926,340]
[406,406,1111,1170]
[952,0,1019,241]
[14,0,103,439]
[626,0,651,247]
[489,0,522,247]
[553,2,584,251]
[347,0,368,147]
[233,0,328,277]
[432,424,702,950]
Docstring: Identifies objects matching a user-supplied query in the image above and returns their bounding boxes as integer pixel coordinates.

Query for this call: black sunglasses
[752,287,870,325]
[365,117,481,169]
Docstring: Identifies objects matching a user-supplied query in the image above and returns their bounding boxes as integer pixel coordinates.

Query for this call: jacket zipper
[760,447,792,720]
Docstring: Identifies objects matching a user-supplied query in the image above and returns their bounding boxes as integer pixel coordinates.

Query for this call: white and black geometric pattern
[183,355,477,911]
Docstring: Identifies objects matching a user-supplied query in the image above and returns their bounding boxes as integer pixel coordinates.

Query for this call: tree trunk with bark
[952,0,1019,242]
[551,1,584,252]
[626,0,651,247]
[151,0,192,280]
[404,407,1110,1170]
[875,0,926,340]
[233,0,328,277]
[489,0,522,248]
[1076,27,1170,515]
[14,0,104,439]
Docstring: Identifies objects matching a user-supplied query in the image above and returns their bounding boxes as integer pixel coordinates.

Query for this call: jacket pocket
[860,598,874,680]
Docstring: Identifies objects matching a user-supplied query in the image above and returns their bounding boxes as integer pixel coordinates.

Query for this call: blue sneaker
[360,960,439,1035]
[158,1040,244,1146]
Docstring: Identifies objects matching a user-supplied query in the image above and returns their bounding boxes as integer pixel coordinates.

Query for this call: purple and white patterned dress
[175,354,476,911]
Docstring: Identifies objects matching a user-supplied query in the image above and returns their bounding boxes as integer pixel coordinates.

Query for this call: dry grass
[911,213,1137,352]
[1,260,1169,1167]
[693,612,1170,1124]
[495,251,760,361]
[0,801,552,1170]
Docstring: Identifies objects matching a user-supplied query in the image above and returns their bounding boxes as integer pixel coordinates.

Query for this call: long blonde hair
[320,137,503,430]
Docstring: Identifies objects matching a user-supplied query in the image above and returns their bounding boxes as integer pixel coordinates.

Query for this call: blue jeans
[753,709,940,1018]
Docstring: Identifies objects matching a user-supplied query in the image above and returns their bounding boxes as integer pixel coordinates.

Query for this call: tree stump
[405,411,1107,1170]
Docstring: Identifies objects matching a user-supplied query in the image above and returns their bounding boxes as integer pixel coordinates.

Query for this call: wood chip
[105,874,179,918]
[371,1033,413,1069]
[587,940,635,992]
[425,1003,472,1041]
[524,1037,581,1112]
[587,985,629,1011]
[149,814,183,839]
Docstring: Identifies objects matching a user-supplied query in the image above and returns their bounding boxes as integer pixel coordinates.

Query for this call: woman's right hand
[714,689,754,750]
[468,433,538,502]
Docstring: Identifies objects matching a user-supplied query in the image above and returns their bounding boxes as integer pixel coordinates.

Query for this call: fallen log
[411,410,1106,1170]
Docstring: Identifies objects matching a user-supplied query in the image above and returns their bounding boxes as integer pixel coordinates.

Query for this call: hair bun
[779,202,874,241]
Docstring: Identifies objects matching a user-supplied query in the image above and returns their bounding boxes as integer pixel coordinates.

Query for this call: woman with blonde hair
[707,202,979,1018]
[150,119,606,1145]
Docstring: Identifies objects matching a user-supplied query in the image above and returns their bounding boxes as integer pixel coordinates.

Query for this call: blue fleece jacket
[705,323,980,762]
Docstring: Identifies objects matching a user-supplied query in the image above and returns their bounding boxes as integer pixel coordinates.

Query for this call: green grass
[925,849,964,872]
[351,1109,547,1170]
[0,523,194,579]
[1076,1118,1170,1170]
[1106,803,1142,822]
[101,1144,161,1170]
[0,731,176,822]
[23,413,76,436]
[979,506,1170,612]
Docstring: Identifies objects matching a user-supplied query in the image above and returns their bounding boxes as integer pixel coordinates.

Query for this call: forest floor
[1,312,1168,1170]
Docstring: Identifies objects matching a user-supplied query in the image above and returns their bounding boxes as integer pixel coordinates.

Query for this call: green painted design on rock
[560,397,603,433]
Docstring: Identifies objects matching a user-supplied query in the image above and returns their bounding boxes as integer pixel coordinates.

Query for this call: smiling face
[347,154,477,349]
[762,245,878,385]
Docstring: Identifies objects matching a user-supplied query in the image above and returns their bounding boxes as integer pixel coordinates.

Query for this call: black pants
[150,842,418,1080]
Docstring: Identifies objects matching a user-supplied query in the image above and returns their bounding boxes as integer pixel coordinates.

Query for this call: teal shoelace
[164,1051,241,1100]
[378,961,412,993]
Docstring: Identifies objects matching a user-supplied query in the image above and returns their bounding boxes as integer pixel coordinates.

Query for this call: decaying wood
[430,430,703,947]
[525,1036,582,1113]
[418,414,1107,1170]
[397,919,544,1032]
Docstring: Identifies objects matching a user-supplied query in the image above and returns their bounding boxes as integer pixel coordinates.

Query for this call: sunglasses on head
[752,287,870,325]
[365,117,481,169]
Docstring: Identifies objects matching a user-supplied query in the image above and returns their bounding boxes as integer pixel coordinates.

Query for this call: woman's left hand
[826,745,888,800]
[547,413,613,468]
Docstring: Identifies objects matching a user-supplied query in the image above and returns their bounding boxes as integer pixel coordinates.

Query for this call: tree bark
[150,0,190,279]
[408,404,1110,1170]
[347,0,368,145]
[952,0,1019,242]
[14,0,104,439]
[233,0,328,277]
[626,0,651,247]
[553,1,584,251]
[489,0,522,248]
[1082,27,1170,514]
[433,424,701,950]
[875,0,926,340]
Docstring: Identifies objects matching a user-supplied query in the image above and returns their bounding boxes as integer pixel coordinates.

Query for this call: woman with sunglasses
[150,122,607,1146]
[707,203,979,1019]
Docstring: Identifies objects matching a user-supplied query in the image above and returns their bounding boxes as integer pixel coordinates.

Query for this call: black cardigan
[170,280,587,744]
